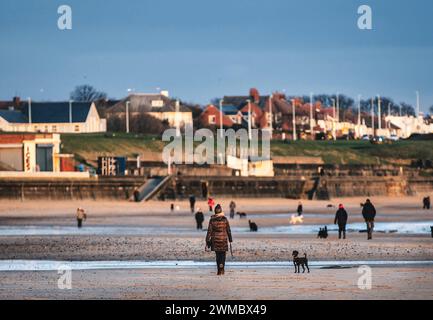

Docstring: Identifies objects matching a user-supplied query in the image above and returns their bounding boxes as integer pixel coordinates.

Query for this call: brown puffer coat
[206,213,232,252]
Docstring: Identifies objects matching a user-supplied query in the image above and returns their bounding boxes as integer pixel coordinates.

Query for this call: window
[52,126,57,132]
[208,115,216,124]
[75,125,80,132]
[151,100,164,107]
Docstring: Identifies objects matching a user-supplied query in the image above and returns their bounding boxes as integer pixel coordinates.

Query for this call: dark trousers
[190,202,195,212]
[77,218,83,228]
[338,224,346,239]
[209,206,213,212]
[215,251,226,269]
[196,221,203,230]
[424,203,430,210]
[230,210,235,219]
[366,221,374,239]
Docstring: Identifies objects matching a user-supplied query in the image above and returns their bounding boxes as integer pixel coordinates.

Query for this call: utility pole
[388,102,391,129]
[126,101,130,133]
[219,99,224,138]
[377,95,381,130]
[291,99,297,141]
[416,91,420,117]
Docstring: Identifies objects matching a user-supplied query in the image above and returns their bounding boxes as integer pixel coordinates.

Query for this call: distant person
[297,202,303,216]
[205,204,233,276]
[208,197,215,212]
[189,195,196,213]
[423,196,431,210]
[170,203,174,212]
[195,208,204,230]
[229,201,236,219]
[334,204,348,239]
[362,199,376,240]
[76,207,87,228]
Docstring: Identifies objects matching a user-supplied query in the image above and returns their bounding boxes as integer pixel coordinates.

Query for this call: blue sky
[1,0,433,111]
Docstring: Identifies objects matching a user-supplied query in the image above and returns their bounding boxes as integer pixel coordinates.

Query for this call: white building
[0,102,106,133]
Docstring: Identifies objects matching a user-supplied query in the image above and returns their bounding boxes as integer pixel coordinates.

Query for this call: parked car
[388,134,399,141]
[361,134,371,141]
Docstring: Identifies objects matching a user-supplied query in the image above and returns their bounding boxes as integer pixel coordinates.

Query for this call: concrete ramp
[131,176,172,202]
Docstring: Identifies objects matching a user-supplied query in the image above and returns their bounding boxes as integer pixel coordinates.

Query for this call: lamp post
[416,91,420,117]
[269,94,273,136]
[331,98,336,140]
[247,99,252,140]
[371,97,375,135]
[219,99,224,138]
[310,92,314,138]
[28,97,32,124]
[291,99,297,141]
[126,101,130,133]
[69,100,73,123]
[336,93,340,122]
[377,95,381,130]
[357,94,362,138]
[175,100,180,137]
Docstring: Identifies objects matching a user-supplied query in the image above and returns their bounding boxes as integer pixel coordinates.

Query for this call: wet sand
[1,266,432,300]
[0,196,432,299]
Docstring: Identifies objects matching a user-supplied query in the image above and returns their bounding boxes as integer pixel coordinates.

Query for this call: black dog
[237,212,247,219]
[292,250,310,273]
[317,226,328,239]
[249,220,258,232]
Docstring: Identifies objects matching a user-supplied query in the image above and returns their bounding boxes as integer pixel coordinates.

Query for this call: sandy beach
[0,196,432,299]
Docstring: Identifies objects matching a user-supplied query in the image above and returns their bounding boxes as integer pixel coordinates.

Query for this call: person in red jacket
[208,197,215,212]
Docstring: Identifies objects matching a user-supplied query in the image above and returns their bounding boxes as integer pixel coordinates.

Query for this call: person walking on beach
[229,200,236,219]
[334,204,348,239]
[362,199,376,240]
[76,207,87,228]
[297,202,303,216]
[423,196,431,210]
[195,208,204,230]
[208,197,215,212]
[205,204,233,275]
[189,195,196,213]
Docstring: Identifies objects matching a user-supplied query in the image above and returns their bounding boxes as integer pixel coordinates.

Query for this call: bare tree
[70,84,107,102]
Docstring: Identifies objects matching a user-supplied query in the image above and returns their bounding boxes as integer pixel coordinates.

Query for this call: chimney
[13,96,21,107]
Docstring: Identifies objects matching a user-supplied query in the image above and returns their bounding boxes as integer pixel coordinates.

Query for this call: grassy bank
[60,133,433,165]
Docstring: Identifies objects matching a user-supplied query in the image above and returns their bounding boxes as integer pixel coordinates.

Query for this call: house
[199,104,234,128]
[0,100,106,133]
[106,91,193,128]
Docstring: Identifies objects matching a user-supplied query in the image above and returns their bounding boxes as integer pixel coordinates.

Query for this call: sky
[1,0,433,111]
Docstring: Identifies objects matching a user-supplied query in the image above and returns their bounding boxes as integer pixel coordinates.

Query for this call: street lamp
[331,98,336,140]
[126,101,130,133]
[377,95,381,130]
[291,99,297,141]
[219,99,224,138]
[310,92,314,137]
[246,99,252,140]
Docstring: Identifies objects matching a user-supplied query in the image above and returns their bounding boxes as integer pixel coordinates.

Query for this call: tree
[70,84,107,102]
[429,105,433,115]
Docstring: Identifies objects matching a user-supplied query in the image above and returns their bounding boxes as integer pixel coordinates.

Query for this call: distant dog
[292,250,310,273]
[249,220,258,232]
[237,212,247,219]
[317,226,328,239]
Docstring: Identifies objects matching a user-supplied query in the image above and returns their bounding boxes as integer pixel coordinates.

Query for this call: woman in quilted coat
[205,204,233,275]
